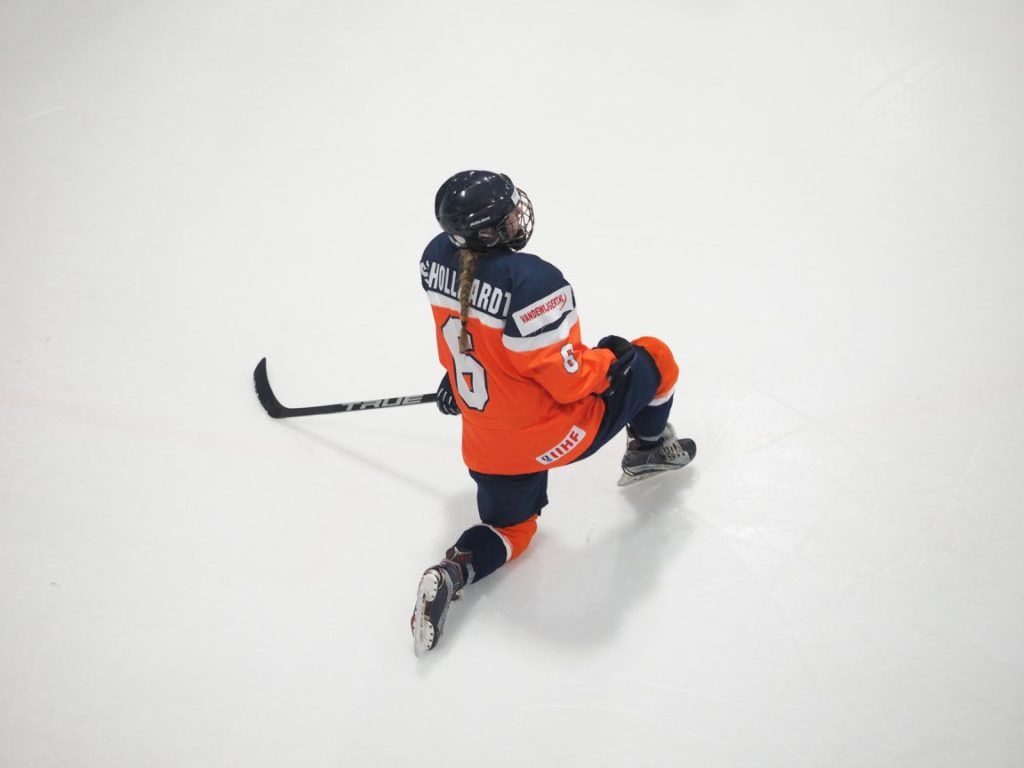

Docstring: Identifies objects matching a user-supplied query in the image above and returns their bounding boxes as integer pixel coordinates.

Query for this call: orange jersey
[420,234,616,475]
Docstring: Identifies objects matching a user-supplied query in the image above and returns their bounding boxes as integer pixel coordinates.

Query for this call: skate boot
[411,559,465,656]
[618,423,696,486]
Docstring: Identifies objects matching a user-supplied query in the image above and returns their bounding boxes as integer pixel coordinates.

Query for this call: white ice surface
[2,1,1023,766]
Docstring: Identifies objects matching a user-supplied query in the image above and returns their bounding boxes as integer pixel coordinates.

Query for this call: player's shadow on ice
[437,468,699,655]
[280,420,696,655]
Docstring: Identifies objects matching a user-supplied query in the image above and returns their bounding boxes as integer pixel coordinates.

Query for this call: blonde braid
[457,248,479,353]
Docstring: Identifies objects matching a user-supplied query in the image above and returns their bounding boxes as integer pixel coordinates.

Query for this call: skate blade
[617,462,690,487]
[412,613,433,656]
[411,573,441,657]
[618,471,660,487]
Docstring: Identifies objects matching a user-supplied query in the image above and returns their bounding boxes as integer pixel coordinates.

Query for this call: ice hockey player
[412,170,696,655]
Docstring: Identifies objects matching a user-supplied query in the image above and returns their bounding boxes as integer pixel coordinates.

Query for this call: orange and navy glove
[597,335,637,398]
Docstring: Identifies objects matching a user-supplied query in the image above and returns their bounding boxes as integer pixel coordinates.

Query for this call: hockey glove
[436,373,461,416]
[597,335,637,399]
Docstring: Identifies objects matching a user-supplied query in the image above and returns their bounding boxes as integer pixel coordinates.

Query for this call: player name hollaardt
[421,260,512,317]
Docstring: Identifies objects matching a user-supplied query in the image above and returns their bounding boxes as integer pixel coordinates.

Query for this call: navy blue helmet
[434,170,534,252]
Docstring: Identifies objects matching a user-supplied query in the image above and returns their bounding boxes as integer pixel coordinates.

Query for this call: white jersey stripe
[649,386,675,407]
[512,286,575,336]
[502,310,578,352]
[425,290,506,329]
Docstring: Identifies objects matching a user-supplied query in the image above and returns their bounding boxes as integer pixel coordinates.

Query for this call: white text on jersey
[421,260,512,318]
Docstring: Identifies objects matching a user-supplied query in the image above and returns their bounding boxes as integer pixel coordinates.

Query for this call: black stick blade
[253,357,286,418]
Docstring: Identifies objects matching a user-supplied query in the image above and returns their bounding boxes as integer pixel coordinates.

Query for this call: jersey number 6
[560,342,580,374]
[441,317,489,411]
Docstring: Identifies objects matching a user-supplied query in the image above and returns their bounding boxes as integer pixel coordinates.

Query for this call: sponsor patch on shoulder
[536,426,587,465]
[514,287,575,336]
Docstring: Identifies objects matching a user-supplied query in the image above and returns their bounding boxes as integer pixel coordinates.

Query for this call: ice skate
[411,559,465,656]
[617,423,696,486]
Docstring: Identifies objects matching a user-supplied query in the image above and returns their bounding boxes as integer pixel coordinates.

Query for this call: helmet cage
[470,187,534,252]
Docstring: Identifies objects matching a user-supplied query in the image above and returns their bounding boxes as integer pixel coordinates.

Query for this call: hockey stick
[253,357,438,418]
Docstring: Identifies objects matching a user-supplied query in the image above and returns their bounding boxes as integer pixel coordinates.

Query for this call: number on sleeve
[560,342,580,374]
